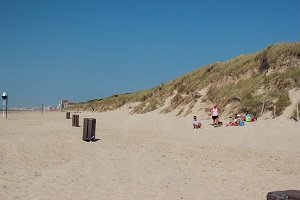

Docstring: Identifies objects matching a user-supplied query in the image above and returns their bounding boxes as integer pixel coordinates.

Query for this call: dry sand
[0,110,299,200]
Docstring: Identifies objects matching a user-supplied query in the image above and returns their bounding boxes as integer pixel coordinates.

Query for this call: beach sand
[0,110,299,200]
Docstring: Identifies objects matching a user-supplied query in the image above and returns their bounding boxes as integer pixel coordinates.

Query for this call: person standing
[211,105,220,127]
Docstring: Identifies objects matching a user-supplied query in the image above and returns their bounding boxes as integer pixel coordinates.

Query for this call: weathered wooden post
[66,112,70,119]
[72,115,75,126]
[273,105,276,118]
[297,104,299,122]
[72,114,79,127]
[83,118,96,141]
[75,115,79,127]
[261,98,265,116]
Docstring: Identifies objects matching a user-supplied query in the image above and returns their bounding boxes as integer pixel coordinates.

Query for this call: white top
[212,107,219,116]
[193,120,201,125]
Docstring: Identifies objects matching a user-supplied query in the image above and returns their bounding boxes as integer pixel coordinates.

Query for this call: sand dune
[0,110,299,200]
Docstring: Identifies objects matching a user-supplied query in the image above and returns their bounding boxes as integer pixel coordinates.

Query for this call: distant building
[58,100,75,110]
[44,106,53,111]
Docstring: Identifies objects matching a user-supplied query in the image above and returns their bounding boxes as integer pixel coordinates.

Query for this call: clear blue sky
[1,0,299,107]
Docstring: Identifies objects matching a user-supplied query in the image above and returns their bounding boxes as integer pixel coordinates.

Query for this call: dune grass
[72,42,300,117]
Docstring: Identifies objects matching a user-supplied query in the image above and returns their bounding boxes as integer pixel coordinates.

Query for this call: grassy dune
[71,42,300,117]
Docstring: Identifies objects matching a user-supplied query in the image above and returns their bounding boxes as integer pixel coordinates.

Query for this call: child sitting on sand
[193,116,202,129]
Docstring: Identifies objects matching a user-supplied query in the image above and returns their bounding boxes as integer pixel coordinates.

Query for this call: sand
[0,110,299,200]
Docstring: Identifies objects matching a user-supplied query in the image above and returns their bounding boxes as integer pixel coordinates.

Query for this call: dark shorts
[212,115,218,120]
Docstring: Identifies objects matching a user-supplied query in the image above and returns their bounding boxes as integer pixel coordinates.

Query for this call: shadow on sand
[83,138,100,142]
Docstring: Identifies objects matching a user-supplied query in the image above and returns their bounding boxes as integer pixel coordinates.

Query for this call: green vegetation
[71,90,153,112]
[72,42,300,117]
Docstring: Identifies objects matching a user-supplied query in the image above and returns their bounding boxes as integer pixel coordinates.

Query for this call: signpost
[2,92,8,119]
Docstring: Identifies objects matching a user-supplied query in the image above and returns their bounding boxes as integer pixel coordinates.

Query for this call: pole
[5,96,7,119]
[297,104,299,122]
[2,99,4,119]
[2,98,7,119]
[2,92,7,119]
[261,98,265,116]
[42,103,44,115]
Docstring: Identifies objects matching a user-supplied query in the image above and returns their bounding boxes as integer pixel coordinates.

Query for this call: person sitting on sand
[226,114,241,126]
[193,116,202,129]
[237,114,245,126]
[241,110,251,122]
[242,111,257,122]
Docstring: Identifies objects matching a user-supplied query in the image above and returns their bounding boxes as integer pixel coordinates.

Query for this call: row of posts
[66,112,96,142]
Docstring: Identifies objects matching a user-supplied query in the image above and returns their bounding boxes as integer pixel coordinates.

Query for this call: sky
[0,0,300,107]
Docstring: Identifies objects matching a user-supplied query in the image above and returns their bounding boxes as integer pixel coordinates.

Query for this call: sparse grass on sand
[72,42,300,118]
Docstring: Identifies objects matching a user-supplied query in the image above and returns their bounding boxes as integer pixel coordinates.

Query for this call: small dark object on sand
[267,190,300,200]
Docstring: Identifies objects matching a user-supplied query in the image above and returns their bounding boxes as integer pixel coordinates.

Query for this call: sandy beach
[0,110,299,200]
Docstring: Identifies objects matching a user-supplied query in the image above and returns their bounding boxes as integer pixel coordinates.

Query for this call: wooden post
[72,114,79,127]
[66,112,70,119]
[297,104,299,122]
[273,105,276,118]
[42,103,44,115]
[83,118,96,141]
[261,98,265,116]
[2,100,4,119]
[5,96,7,119]
[72,115,75,126]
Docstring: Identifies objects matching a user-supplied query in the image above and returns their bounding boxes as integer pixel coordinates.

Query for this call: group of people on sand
[193,105,221,129]
[225,111,257,127]
[192,105,257,129]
